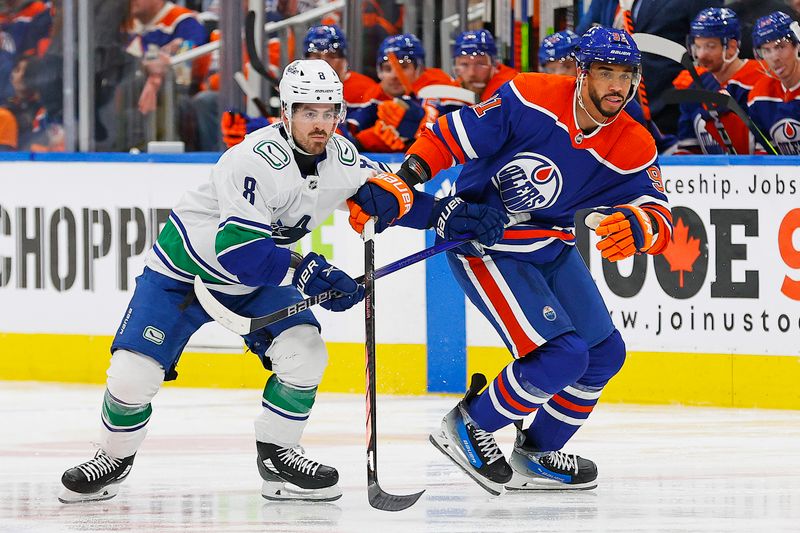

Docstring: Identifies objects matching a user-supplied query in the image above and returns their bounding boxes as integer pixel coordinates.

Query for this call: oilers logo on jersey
[692,115,726,155]
[492,152,563,213]
[769,118,800,155]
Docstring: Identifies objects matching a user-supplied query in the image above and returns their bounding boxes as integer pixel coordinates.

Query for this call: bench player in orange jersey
[673,7,767,154]
[344,33,461,152]
[748,11,800,154]
[452,30,518,103]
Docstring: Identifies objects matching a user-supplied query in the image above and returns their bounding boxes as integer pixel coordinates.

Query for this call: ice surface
[1,382,799,532]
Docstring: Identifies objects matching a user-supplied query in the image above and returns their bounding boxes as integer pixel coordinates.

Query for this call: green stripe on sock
[262,374,317,415]
[102,390,152,428]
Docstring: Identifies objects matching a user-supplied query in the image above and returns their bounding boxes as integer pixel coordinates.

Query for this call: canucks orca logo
[272,215,312,245]
[770,118,800,154]
[492,152,563,213]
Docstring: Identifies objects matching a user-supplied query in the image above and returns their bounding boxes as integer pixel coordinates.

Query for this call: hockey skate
[256,442,342,502]
[506,429,598,490]
[59,449,135,503]
[429,373,512,496]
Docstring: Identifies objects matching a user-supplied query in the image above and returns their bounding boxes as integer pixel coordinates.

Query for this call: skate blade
[261,480,342,502]
[58,484,120,504]
[429,431,504,497]
[505,470,597,491]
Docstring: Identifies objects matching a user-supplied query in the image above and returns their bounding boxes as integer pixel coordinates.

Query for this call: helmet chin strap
[575,71,625,129]
[281,113,314,155]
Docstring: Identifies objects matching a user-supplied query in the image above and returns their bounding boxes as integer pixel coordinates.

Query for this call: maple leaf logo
[662,218,701,288]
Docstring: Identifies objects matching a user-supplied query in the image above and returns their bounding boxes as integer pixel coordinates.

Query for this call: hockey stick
[244,10,281,92]
[660,88,778,154]
[194,214,532,335]
[233,71,270,117]
[416,85,477,105]
[632,33,778,155]
[194,235,479,335]
[387,51,414,96]
[362,219,424,511]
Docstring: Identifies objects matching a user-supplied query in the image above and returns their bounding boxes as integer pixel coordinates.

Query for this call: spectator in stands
[345,33,458,152]
[673,7,766,154]
[360,0,403,79]
[0,28,14,102]
[576,0,723,135]
[452,29,517,103]
[0,0,51,101]
[0,56,57,151]
[125,0,209,115]
[748,11,800,154]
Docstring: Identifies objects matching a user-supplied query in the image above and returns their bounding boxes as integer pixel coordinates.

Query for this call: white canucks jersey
[145,123,385,294]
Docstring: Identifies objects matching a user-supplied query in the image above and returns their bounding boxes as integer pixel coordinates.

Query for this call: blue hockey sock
[466,332,589,432]
[524,329,625,451]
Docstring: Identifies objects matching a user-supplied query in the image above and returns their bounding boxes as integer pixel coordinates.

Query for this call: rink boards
[0,153,798,409]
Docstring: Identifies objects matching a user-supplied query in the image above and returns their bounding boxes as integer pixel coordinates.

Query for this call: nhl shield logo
[493,152,563,213]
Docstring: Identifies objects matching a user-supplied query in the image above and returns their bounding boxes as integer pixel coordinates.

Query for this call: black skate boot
[59,449,136,503]
[507,428,598,490]
[256,441,342,502]
[429,373,513,495]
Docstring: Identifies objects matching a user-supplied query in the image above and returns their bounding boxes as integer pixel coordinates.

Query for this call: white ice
[1,382,799,532]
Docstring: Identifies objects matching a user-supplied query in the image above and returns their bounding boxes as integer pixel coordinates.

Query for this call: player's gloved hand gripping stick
[194,213,530,335]
[582,205,656,262]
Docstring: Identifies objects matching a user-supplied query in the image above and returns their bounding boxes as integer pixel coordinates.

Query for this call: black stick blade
[367,482,424,512]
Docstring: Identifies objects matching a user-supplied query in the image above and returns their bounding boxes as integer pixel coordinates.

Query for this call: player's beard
[588,84,626,118]
[297,128,331,155]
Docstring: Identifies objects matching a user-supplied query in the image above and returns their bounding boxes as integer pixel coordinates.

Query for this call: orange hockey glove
[594,204,654,262]
[221,110,248,148]
[347,172,414,233]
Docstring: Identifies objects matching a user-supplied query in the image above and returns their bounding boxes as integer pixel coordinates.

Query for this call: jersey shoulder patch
[329,133,358,166]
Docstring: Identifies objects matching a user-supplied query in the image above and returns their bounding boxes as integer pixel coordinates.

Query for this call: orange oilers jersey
[457,62,519,102]
[748,76,800,155]
[675,60,767,154]
[343,70,379,104]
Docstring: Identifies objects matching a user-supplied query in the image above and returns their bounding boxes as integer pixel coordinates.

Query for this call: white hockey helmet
[279,59,345,151]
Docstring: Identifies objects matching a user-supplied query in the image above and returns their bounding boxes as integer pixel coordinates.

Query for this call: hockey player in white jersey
[58,59,424,504]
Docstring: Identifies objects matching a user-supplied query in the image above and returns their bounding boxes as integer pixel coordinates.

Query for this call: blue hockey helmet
[453,29,497,58]
[377,33,425,66]
[574,27,641,70]
[690,8,740,43]
[574,27,642,123]
[752,11,800,51]
[304,25,347,57]
[538,30,580,64]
